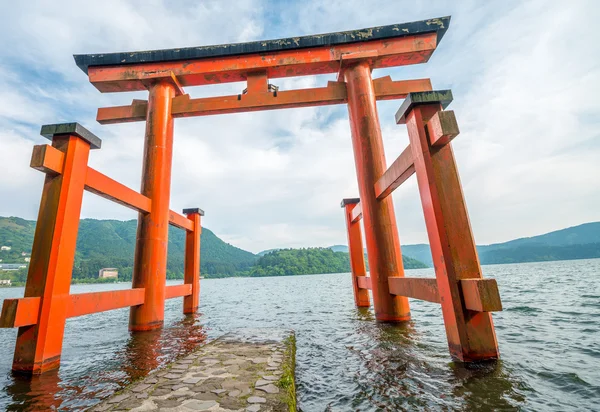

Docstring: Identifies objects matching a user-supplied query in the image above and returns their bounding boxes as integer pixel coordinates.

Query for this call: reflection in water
[5,370,62,411]
[1,260,599,411]
[450,361,527,411]
[350,319,528,410]
[2,312,207,411]
[120,313,207,382]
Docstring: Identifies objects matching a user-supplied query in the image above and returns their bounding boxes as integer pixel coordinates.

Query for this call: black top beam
[340,198,361,208]
[395,90,453,125]
[40,123,102,149]
[183,208,205,216]
[73,16,450,74]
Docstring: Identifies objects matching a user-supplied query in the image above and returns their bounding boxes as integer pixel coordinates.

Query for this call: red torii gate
[0,15,502,375]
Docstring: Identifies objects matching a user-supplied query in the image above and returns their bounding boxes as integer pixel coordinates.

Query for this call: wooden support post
[396,90,500,362]
[183,208,203,314]
[345,61,410,322]
[12,123,100,374]
[341,199,370,307]
[130,80,177,331]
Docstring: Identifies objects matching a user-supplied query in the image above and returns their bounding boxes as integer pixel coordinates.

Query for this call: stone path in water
[91,330,295,412]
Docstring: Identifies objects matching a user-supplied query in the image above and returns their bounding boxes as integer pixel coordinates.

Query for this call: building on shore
[0,263,27,271]
[98,268,118,279]
[0,279,11,286]
[1,246,11,251]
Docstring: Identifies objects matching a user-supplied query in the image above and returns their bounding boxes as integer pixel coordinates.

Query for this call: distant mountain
[479,222,600,250]
[399,222,600,266]
[3,217,597,285]
[0,217,258,281]
[328,245,349,253]
[400,244,434,267]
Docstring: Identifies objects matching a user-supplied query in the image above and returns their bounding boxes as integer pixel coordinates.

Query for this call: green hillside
[249,247,426,277]
[0,217,257,283]
[328,244,431,270]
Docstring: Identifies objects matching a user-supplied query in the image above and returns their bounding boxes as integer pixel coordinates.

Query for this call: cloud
[0,0,598,253]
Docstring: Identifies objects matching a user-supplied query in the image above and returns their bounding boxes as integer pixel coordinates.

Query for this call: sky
[0,0,598,254]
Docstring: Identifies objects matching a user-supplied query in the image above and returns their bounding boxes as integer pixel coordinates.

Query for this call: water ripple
[0,259,599,410]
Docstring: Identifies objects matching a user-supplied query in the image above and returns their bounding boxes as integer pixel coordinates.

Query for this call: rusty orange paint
[404,104,499,362]
[0,297,41,328]
[169,210,194,231]
[345,61,410,323]
[13,135,90,375]
[96,78,432,124]
[30,144,65,175]
[2,289,147,327]
[26,144,153,214]
[129,80,177,332]
[85,167,152,213]
[426,110,460,147]
[165,284,193,299]
[183,212,202,314]
[87,34,437,92]
[374,144,415,200]
[388,277,440,303]
[30,144,191,225]
[343,203,370,307]
[350,202,363,223]
[461,279,503,312]
[356,276,372,290]
[246,71,268,94]
[67,289,145,318]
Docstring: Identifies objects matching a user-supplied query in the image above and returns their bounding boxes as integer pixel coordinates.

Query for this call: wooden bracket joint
[426,110,459,146]
[142,71,185,96]
[30,144,65,175]
[461,278,503,312]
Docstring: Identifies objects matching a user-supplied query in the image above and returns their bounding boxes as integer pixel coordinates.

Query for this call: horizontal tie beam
[96,78,433,124]
[388,277,440,303]
[387,277,503,312]
[165,284,193,299]
[0,289,146,328]
[168,211,194,232]
[67,289,145,318]
[374,145,415,199]
[30,144,194,231]
[85,168,151,213]
[350,202,363,223]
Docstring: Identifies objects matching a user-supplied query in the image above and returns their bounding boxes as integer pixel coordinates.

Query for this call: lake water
[0,259,599,411]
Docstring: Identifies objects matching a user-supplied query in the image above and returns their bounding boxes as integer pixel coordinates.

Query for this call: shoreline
[1,257,599,288]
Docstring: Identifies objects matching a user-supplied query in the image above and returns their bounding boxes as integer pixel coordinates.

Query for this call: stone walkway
[91,330,295,412]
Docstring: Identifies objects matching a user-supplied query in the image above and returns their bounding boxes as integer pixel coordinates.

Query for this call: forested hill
[0,216,429,284]
[249,247,427,277]
[0,216,257,281]
[395,222,600,266]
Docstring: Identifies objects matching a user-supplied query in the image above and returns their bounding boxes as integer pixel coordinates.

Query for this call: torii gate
[0,16,502,375]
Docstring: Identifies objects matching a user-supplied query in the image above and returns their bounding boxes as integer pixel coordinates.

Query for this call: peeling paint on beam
[74,17,450,73]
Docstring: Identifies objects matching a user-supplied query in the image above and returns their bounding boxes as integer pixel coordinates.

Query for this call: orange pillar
[13,123,100,374]
[341,198,370,307]
[130,81,177,331]
[397,91,499,361]
[344,62,410,322]
[183,208,203,314]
